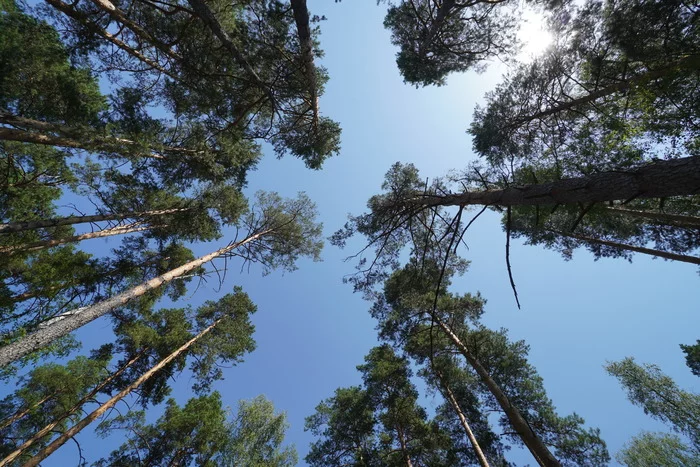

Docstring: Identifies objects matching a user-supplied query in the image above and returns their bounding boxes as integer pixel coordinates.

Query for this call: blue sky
[34,0,700,464]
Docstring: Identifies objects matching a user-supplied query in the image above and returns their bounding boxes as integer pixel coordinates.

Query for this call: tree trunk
[0,228,271,367]
[0,208,188,234]
[21,321,221,467]
[0,351,144,467]
[406,156,700,208]
[0,394,54,431]
[604,206,700,228]
[0,223,155,255]
[435,370,490,467]
[290,0,319,126]
[44,0,177,79]
[514,54,700,126]
[431,314,561,467]
[396,425,413,467]
[556,231,700,266]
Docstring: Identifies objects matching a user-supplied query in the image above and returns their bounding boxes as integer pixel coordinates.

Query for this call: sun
[518,10,554,60]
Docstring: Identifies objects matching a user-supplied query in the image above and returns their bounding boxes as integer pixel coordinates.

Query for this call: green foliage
[606,357,700,450]
[680,340,700,377]
[616,432,700,467]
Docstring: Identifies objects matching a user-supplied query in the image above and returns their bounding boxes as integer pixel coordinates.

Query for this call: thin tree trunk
[290,0,318,126]
[431,314,560,467]
[435,370,490,467]
[0,223,155,255]
[0,208,188,234]
[0,351,144,467]
[556,231,700,266]
[405,156,700,208]
[21,321,222,467]
[0,228,271,367]
[0,394,54,431]
[43,0,178,79]
[514,54,700,126]
[604,206,700,228]
[396,425,413,467]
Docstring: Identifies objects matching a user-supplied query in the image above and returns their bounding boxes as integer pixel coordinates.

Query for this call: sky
[19,0,700,465]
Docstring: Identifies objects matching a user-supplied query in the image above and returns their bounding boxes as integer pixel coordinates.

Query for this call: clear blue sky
[39,0,699,464]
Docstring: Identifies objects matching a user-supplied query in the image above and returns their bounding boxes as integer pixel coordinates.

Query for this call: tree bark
[0,229,271,367]
[431,314,561,467]
[406,156,700,208]
[0,223,154,255]
[0,394,54,431]
[44,0,177,79]
[0,351,144,467]
[514,54,700,126]
[435,370,490,467]
[396,425,413,467]
[603,206,700,228]
[21,321,221,467]
[290,0,319,126]
[0,208,188,234]
[556,231,700,266]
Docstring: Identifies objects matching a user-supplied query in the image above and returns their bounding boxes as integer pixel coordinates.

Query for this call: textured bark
[0,351,144,467]
[432,314,560,467]
[604,206,700,228]
[0,229,270,367]
[0,208,188,234]
[44,0,177,79]
[0,223,153,255]
[290,0,318,126]
[407,156,700,208]
[22,322,221,467]
[514,54,700,126]
[557,231,700,266]
[0,394,53,431]
[435,371,490,467]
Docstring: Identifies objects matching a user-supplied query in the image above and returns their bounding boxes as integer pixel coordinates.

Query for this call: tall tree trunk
[0,394,54,431]
[514,54,700,126]
[0,351,144,467]
[290,0,319,126]
[431,314,561,467]
[0,223,155,255]
[603,206,700,228]
[0,208,188,234]
[21,321,222,467]
[434,370,490,467]
[405,156,700,208]
[0,228,271,367]
[396,425,413,467]
[555,231,700,266]
[43,0,177,79]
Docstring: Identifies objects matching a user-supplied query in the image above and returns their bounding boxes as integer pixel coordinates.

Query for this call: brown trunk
[0,229,271,367]
[290,0,319,126]
[0,223,155,255]
[0,394,54,431]
[22,321,221,467]
[557,231,700,266]
[44,0,177,79]
[407,156,700,208]
[431,314,560,467]
[435,370,490,467]
[604,206,700,228]
[0,351,144,467]
[396,425,413,467]
[514,55,700,126]
[0,208,188,235]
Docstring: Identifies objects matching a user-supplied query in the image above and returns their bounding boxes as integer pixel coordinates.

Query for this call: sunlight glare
[518,10,554,60]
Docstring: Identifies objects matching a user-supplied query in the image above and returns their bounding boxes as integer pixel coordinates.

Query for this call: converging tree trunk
[435,370,490,467]
[21,322,222,467]
[0,208,188,234]
[603,206,700,229]
[0,223,155,255]
[431,314,561,467]
[0,228,271,367]
[0,351,144,467]
[0,394,54,431]
[290,0,319,125]
[404,156,700,209]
